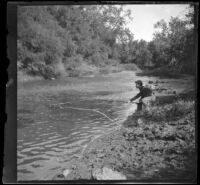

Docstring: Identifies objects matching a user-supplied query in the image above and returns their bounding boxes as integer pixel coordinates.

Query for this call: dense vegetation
[17,4,196,79]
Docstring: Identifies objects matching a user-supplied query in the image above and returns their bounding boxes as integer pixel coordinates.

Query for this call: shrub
[76,62,99,76]
[89,52,108,67]
[141,100,194,122]
[63,55,100,77]
[54,61,67,78]
[63,55,83,69]
[122,63,141,72]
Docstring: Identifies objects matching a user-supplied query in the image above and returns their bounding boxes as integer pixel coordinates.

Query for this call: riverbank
[53,87,196,182]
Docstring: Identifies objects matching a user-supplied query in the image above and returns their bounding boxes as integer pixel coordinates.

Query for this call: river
[17,71,141,180]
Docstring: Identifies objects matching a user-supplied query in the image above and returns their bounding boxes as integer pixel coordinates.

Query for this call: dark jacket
[130,86,152,102]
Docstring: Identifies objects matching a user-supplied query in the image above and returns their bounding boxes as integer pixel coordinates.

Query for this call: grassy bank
[53,94,196,182]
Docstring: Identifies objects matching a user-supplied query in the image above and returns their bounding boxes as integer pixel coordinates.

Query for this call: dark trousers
[136,102,143,111]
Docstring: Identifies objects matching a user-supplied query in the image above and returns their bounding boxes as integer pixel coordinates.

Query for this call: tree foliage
[17,5,133,78]
[18,5,196,79]
[150,5,196,74]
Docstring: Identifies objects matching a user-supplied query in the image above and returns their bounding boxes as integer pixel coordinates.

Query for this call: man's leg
[137,102,143,111]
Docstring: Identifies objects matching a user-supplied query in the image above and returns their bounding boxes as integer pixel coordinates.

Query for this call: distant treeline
[17,5,196,79]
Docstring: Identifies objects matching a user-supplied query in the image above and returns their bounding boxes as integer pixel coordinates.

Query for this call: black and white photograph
[15,2,197,182]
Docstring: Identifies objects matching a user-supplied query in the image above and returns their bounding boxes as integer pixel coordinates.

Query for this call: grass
[137,99,195,122]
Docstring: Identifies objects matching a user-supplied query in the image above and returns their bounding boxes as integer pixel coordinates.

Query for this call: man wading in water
[130,80,155,112]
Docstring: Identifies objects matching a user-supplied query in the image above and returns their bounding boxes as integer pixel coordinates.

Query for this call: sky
[123,4,190,41]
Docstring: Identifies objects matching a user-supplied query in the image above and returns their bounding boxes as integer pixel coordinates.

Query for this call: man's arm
[130,92,141,102]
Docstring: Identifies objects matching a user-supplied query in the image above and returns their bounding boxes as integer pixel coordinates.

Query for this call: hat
[135,80,143,86]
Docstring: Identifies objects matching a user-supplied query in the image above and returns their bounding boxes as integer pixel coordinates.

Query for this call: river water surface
[17,73,139,180]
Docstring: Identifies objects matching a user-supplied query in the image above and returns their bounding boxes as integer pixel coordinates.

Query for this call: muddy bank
[53,90,196,182]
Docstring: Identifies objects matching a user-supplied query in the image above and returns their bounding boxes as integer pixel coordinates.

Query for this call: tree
[151,5,195,74]
[17,5,135,78]
[133,40,152,68]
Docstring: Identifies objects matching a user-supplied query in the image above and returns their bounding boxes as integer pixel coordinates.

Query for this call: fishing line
[50,100,136,122]
[60,106,114,122]
[51,102,137,122]
[50,102,71,106]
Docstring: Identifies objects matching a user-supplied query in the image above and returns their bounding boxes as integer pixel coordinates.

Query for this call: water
[17,83,136,181]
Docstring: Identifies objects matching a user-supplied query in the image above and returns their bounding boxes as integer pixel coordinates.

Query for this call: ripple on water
[18,169,32,174]
[23,142,35,146]
[26,137,68,148]
[21,146,44,153]
[51,148,64,152]
[45,151,61,156]
[70,131,80,136]
[17,153,27,158]
[39,132,57,137]
[62,138,89,149]
[18,156,49,166]
[77,133,91,137]
[44,142,63,149]
[48,135,61,140]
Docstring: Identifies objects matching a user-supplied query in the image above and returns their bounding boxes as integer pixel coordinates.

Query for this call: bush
[141,100,195,122]
[63,55,83,70]
[122,63,141,72]
[89,52,108,67]
[54,62,67,78]
[76,62,99,76]
[63,55,100,77]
